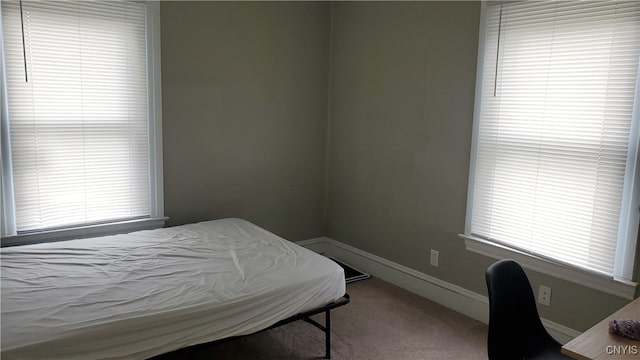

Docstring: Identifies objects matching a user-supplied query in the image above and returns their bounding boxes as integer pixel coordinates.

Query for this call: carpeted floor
[155,277,488,360]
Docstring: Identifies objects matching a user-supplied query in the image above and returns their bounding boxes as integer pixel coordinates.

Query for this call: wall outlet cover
[538,285,551,306]
[430,249,439,267]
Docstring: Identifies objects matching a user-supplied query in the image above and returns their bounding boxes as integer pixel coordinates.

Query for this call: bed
[1,218,347,360]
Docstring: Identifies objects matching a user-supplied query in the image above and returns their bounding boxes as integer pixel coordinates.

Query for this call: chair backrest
[485,259,554,359]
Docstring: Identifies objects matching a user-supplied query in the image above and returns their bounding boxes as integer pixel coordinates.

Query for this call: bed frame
[2,219,349,360]
[158,294,350,359]
[265,293,350,359]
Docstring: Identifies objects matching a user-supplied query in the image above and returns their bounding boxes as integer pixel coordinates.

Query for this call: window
[1,0,164,243]
[463,1,639,298]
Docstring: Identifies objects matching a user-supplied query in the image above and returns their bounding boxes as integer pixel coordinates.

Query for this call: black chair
[485,259,571,360]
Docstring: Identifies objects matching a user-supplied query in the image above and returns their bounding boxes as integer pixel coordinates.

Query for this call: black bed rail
[263,293,350,359]
[153,294,350,360]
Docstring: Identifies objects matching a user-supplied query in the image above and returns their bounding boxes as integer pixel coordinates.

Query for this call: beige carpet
[154,278,488,360]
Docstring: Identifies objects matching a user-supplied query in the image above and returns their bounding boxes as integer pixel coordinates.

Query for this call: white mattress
[1,218,346,360]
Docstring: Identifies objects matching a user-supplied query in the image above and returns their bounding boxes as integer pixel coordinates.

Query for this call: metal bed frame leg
[277,295,347,359]
[325,309,331,359]
[301,309,333,359]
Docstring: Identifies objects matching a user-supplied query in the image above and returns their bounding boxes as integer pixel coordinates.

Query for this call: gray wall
[327,1,481,291]
[325,1,630,331]
[160,1,635,332]
[160,1,331,240]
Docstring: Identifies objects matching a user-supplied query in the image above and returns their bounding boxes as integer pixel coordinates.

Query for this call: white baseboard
[296,237,581,344]
[295,237,328,254]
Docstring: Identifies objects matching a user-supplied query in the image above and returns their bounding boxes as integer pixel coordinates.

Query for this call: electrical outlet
[430,249,439,267]
[538,285,551,306]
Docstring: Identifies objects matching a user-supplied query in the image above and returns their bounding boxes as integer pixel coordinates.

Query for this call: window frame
[461,1,640,300]
[0,1,165,245]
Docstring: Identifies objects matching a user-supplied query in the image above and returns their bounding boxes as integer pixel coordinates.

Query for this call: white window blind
[468,1,640,278]
[2,0,151,232]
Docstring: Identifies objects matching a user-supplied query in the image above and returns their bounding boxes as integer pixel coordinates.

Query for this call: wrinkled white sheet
[1,218,345,360]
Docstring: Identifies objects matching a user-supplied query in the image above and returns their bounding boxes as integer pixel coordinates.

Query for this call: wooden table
[562,297,640,360]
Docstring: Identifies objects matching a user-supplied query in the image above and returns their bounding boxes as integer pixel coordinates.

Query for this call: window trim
[2,217,168,247]
[460,234,638,300]
[462,1,640,299]
[616,63,640,280]
[0,2,17,237]
[147,1,164,221]
[0,1,165,243]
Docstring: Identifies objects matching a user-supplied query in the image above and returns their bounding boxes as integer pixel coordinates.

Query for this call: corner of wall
[321,1,336,237]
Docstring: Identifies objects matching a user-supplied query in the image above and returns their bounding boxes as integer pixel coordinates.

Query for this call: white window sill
[1,217,168,247]
[459,234,638,300]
